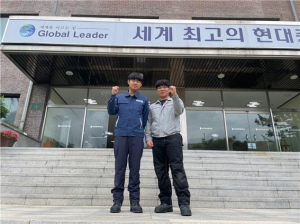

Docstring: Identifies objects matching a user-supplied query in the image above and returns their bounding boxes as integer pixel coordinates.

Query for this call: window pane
[185,91,222,107]
[269,91,300,110]
[273,111,300,152]
[226,112,277,151]
[139,89,162,105]
[48,88,88,105]
[87,88,128,107]
[223,91,268,109]
[1,97,19,124]
[187,110,226,150]
[82,110,109,148]
[1,17,9,41]
[42,108,85,148]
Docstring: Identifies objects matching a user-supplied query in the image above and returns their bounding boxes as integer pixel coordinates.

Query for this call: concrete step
[1,148,299,209]
[1,158,299,169]
[1,182,299,199]
[1,164,299,177]
[1,194,298,208]
[2,154,298,165]
[2,148,300,161]
[2,173,299,187]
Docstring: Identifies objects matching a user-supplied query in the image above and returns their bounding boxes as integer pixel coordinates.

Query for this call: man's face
[128,79,142,92]
[156,85,170,98]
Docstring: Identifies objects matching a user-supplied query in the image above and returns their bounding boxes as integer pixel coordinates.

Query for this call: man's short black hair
[155,79,171,89]
[128,72,144,82]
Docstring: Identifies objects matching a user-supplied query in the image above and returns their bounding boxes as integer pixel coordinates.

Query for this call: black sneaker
[130,202,143,213]
[110,202,121,213]
[154,203,173,213]
[180,205,192,216]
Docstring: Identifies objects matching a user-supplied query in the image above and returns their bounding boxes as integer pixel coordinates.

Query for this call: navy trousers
[111,136,144,204]
[152,133,190,206]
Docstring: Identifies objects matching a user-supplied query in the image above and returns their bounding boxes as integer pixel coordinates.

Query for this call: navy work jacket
[107,90,149,137]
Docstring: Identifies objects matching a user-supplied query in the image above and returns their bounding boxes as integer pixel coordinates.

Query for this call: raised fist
[112,86,119,95]
[169,86,177,96]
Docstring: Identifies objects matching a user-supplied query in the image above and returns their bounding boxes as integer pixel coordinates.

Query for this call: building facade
[1,0,299,152]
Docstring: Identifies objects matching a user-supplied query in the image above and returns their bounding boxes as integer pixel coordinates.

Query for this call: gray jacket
[145,95,184,141]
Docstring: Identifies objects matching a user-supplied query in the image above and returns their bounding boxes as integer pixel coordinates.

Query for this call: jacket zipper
[115,117,119,127]
[139,118,142,129]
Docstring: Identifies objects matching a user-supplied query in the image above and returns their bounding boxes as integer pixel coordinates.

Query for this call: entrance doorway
[225,111,277,151]
[42,107,85,148]
[82,109,110,148]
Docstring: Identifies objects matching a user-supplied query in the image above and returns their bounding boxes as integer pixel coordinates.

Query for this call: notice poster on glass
[247,143,257,150]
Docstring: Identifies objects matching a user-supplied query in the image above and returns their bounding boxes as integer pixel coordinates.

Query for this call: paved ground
[1,205,299,224]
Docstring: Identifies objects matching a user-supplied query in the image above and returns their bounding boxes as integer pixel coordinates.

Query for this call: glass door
[272,111,300,152]
[186,110,227,150]
[42,107,85,148]
[82,109,110,148]
[226,111,277,151]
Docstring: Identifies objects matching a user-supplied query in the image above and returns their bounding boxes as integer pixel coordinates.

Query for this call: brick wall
[23,85,50,139]
[0,1,52,138]
[54,0,296,21]
[0,0,53,16]
[0,54,29,127]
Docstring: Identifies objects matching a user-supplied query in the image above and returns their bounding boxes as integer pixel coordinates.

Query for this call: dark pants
[152,133,190,206]
[111,136,144,204]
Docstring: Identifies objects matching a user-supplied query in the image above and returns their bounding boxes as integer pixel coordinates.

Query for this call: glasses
[157,86,169,90]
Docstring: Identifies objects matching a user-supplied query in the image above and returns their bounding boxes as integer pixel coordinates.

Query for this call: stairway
[1,147,299,208]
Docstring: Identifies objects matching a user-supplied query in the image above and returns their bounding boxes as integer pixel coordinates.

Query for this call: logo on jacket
[19,24,35,37]
[136,99,144,103]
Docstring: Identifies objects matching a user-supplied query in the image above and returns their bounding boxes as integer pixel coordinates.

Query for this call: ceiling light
[66,71,73,76]
[246,102,260,108]
[218,73,225,79]
[193,101,205,106]
[290,75,298,80]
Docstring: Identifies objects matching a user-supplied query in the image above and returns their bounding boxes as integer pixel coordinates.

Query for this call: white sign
[2,17,300,49]
[248,143,257,149]
[232,128,245,131]
[200,127,213,130]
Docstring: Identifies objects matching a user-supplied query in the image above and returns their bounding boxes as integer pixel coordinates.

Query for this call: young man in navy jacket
[107,72,149,213]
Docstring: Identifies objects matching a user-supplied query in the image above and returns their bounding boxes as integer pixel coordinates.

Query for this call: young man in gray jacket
[145,79,191,216]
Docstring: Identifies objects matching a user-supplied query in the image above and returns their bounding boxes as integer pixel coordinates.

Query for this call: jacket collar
[155,97,172,104]
[124,90,141,98]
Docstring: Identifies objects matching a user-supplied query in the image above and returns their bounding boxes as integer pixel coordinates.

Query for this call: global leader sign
[2,16,300,50]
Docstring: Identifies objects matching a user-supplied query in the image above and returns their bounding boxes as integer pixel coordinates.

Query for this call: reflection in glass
[226,112,276,151]
[82,110,109,148]
[48,88,88,105]
[269,92,300,109]
[42,108,85,148]
[88,89,113,106]
[186,110,226,150]
[88,88,131,107]
[0,17,8,40]
[273,112,300,152]
[185,91,222,107]
[1,97,19,124]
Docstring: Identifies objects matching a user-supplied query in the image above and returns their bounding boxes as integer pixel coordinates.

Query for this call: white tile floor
[1,205,299,224]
